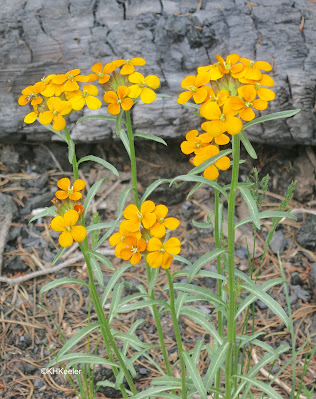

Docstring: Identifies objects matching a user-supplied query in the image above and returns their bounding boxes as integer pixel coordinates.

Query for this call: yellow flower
[149,205,180,238]
[239,58,272,81]
[41,74,67,97]
[200,102,242,136]
[24,105,39,125]
[66,85,102,110]
[103,86,133,115]
[192,145,231,181]
[146,237,181,269]
[63,69,89,91]
[180,130,211,155]
[88,62,116,84]
[229,85,268,121]
[197,64,223,80]
[216,54,244,77]
[128,72,160,103]
[177,72,210,104]
[123,201,156,232]
[115,58,146,75]
[109,221,141,257]
[119,236,147,265]
[50,209,87,247]
[55,178,85,201]
[38,97,72,130]
[239,74,275,102]
[18,82,46,106]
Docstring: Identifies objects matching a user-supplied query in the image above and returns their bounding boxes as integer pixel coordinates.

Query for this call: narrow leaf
[204,342,229,389]
[192,220,212,229]
[84,178,105,218]
[182,351,207,399]
[101,264,135,307]
[188,249,226,282]
[89,251,114,271]
[116,111,123,136]
[238,185,260,229]
[174,283,226,308]
[117,299,169,313]
[236,210,296,228]
[242,109,300,130]
[120,129,131,158]
[141,179,170,203]
[86,222,114,232]
[48,323,101,365]
[78,155,119,177]
[235,375,283,399]
[187,149,232,175]
[39,278,88,298]
[134,132,167,146]
[52,247,66,266]
[90,255,104,288]
[187,182,203,199]
[132,386,181,399]
[29,206,56,225]
[170,175,228,199]
[239,130,257,159]
[109,283,124,323]
[67,139,75,165]
[180,306,223,345]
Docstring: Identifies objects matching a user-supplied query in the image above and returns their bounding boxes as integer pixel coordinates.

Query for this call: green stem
[145,261,173,378]
[225,134,240,397]
[64,125,79,180]
[214,188,223,397]
[80,241,137,397]
[125,110,140,208]
[166,269,187,399]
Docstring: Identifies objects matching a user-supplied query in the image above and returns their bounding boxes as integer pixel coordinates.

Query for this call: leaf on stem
[78,155,119,177]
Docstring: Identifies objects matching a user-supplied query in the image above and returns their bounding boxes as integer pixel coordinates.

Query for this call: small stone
[291,272,303,286]
[296,214,316,250]
[269,230,287,254]
[0,150,19,173]
[4,255,29,273]
[291,285,311,302]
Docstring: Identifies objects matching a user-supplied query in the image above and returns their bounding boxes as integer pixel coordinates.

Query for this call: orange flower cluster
[18,58,160,129]
[179,54,275,180]
[50,178,86,247]
[109,201,181,269]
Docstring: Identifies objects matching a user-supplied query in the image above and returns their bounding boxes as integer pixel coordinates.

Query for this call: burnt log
[1,0,315,145]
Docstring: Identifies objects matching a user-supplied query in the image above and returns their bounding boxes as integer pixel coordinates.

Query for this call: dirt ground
[0,139,315,398]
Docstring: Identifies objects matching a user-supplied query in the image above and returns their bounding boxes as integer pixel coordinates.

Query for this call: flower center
[83,90,88,98]
[245,101,252,108]
[188,85,197,93]
[52,110,59,116]
[158,218,164,224]
[220,113,226,122]
[125,59,131,65]
[249,60,255,68]
[137,211,143,221]
[159,248,166,253]
[131,246,138,254]
[254,82,261,89]
[68,73,74,81]
[195,142,201,149]
[224,62,231,70]
[66,225,72,232]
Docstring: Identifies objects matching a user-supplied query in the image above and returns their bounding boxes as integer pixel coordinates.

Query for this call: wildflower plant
[20,53,315,399]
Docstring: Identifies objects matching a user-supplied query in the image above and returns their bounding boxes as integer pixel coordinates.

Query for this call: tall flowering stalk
[18,52,303,398]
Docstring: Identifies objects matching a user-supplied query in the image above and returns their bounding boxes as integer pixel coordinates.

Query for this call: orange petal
[141,200,155,214]
[259,74,274,87]
[117,85,129,99]
[239,107,255,121]
[254,61,272,71]
[124,204,139,219]
[104,91,118,104]
[161,253,174,269]
[120,248,132,260]
[57,178,71,191]
[120,64,135,75]
[69,192,82,201]
[142,213,157,229]
[181,75,196,89]
[215,134,230,145]
[108,103,120,115]
[193,87,208,104]
[181,141,196,154]
[121,98,133,111]
[257,88,275,101]
[73,179,85,192]
[131,57,146,66]
[252,99,268,111]
[164,217,180,230]
[238,85,257,102]
[140,87,156,104]
[55,190,69,200]
[109,232,121,247]
[130,252,141,265]
[177,91,193,105]
[52,115,66,131]
[150,223,166,239]
[144,75,160,89]
[200,102,221,120]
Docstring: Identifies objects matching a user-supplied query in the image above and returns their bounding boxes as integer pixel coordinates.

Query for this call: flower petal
[124,204,139,219]
[215,156,231,171]
[257,88,275,101]
[154,204,168,219]
[69,192,82,201]
[38,111,53,125]
[86,96,102,110]
[150,223,166,238]
[224,116,243,135]
[52,115,66,131]
[59,231,73,247]
[58,178,71,191]
[239,107,255,121]
[64,209,79,227]
[128,72,144,84]
[131,57,146,66]
[51,216,66,232]
[128,84,142,99]
[141,200,155,214]
[142,213,156,229]
[215,134,230,145]
[144,75,160,89]
[177,91,193,105]
[164,237,181,255]
[55,190,69,200]
[130,252,141,265]
[147,237,163,252]
[238,85,257,102]
[140,87,156,103]
[121,98,133,111]
[108,103,120,115]
[73,179,85,192]
[164,217,180,230]
[200,102,221,120]
[161,253,174,269]
[203,165,219,181]
[104,91,118,104]
[254,61,272,71]
[146,252,162,268]
[71,226,87,242]
[109,232,121,247]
